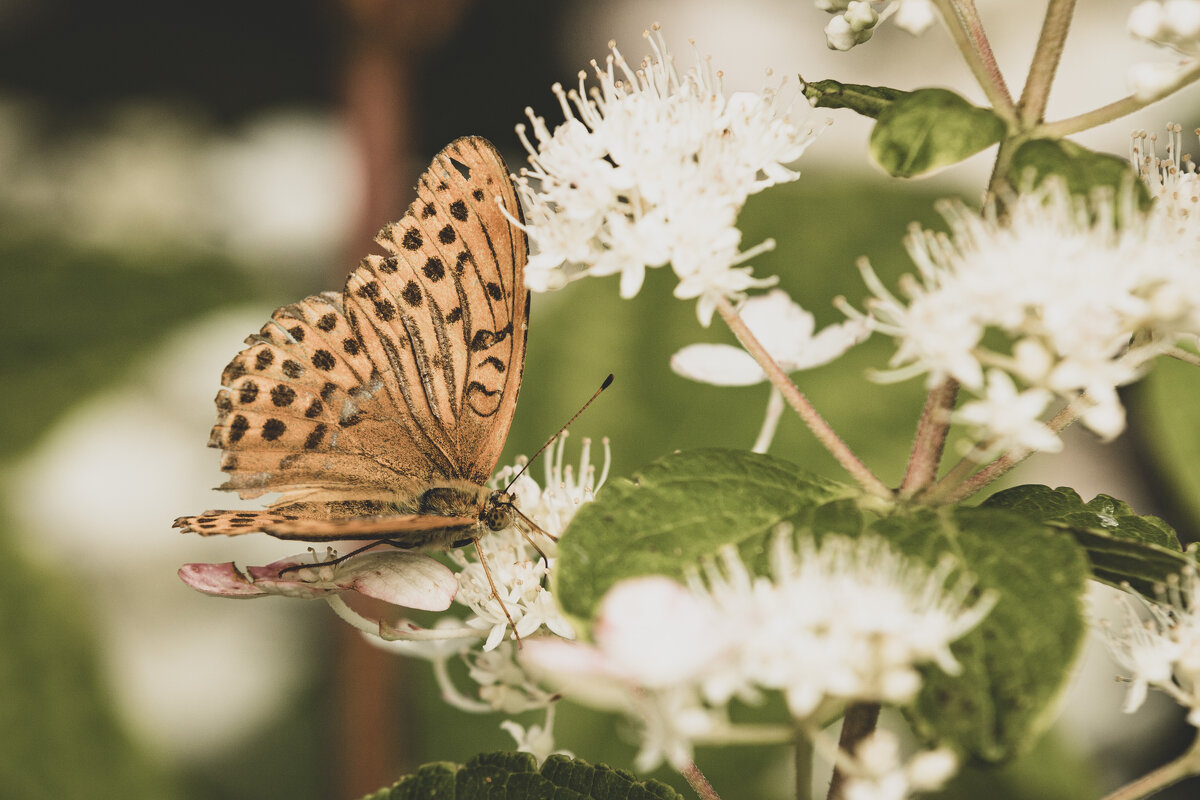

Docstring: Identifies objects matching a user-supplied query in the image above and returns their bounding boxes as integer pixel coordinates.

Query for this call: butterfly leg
[471,536,521,647]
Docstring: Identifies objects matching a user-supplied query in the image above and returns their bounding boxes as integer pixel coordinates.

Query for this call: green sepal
[869,88,1006,178]
[363,751,685,800]
[873,507,1089,762]
[553,449,860,623]
[982,484,1190,593]
[802,78,911,118]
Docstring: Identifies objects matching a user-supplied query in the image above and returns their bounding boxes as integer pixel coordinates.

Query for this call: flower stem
[826,703,881,800]
[680,761,722,800]
[899,378,958,498]
[1017,0,1076,126]
[932,0,1016,119]
[1039,59,1200,138]
[1100,728,1200,800]
[795,729,814,800]
[753,386,786,454]
[715,296,891,498]
[925,399,1080,504]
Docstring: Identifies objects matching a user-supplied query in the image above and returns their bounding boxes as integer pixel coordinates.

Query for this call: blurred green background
[3,1,1200,798]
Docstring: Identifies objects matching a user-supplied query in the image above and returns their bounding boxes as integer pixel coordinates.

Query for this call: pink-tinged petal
[338,552,457,611]
[241,557,344,599]
[178,562,269,598]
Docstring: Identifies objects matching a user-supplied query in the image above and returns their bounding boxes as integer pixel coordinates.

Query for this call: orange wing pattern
[206,137,528,509]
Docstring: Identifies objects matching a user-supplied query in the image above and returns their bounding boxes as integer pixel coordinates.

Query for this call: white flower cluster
[817,1,937,51]
[451,433,610,650]
[513,28,821,325]
[854,144,1200,457]
[839,731,958,800]
[361,434,609,762]
[1129,0,1200,98]
[1104,566,1200,727]
[1132,123,1200,223]
[521,529,993,771]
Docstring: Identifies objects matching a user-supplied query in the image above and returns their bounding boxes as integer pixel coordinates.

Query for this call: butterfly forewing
[345,136,528,484]
[187,136,528,540]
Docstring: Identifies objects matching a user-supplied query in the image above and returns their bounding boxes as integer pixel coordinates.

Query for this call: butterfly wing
[208,136,528,507]
[344,136,529,485]
[174,510,476,542]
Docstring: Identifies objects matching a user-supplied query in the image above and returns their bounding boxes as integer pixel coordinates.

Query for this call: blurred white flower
[671,289,870,386]
[1104,566,1200,727]
[951,370,1061,457]
[1128,1,1200,98]
[854,175,1200,455]
[513,27,821,324]
[522,529,994,770]
[841,730,958,800]
[818,1,937,51]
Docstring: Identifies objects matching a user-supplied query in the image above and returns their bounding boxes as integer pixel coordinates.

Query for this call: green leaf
[1006,138,1150,206]
[801,78,910,119]
[554,449,859,622]
[981,484,1189,593]
[873,507,1089,762]
[869,88,1006,178]
[364,751,685,800]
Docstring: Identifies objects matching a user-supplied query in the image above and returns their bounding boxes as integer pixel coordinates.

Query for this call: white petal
[340,552,457,611]
[788,318,871,369]
[670,344,767,386]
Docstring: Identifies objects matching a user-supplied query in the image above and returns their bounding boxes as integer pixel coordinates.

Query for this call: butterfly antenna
[503,373,613,493]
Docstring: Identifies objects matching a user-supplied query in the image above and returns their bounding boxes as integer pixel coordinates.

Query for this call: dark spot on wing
[304,424,327,450]
[262,418,287,441]
[374,300,396,321]
[401,281,422,307]
[238,381,259,404]
[317,313,338,331]
[254,349,275,370]
[423,257,445,281]
[270,385,295,407]
[402,228,423,250]
[438,224,456,244]
[229,415,249,443]
[449,199,468,221]
[282,360,305,379]
[312,349,336,370]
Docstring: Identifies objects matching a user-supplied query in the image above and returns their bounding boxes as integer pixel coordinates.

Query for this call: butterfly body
[174,135,529,555]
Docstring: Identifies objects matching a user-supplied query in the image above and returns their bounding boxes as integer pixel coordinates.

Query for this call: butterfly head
[483,490,517,532]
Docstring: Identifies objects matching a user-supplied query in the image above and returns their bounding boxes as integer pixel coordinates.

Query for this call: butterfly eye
[485,506,512,531]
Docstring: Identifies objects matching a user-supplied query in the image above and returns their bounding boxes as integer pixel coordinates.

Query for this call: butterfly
[174,136,532,614]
